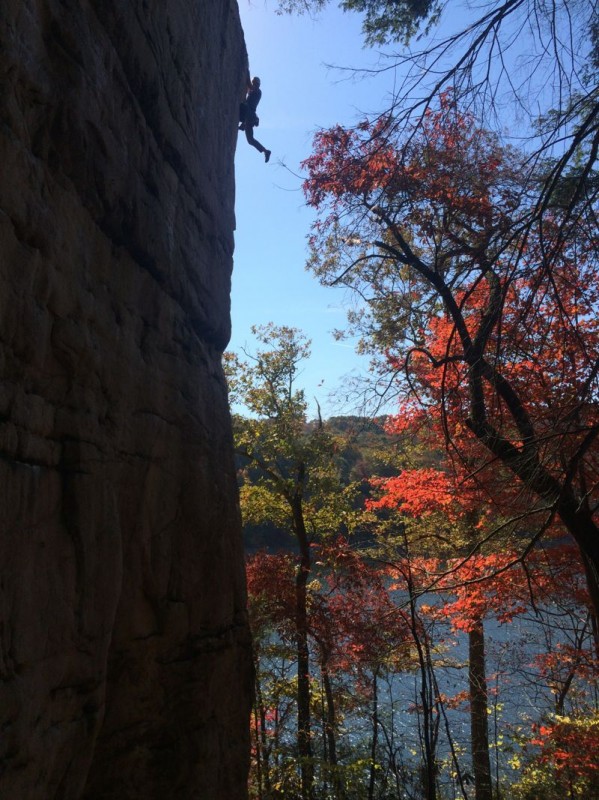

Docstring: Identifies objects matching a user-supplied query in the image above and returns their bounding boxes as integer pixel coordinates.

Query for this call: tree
[279,0,599,241]
[439,547,597,800]
[513,713,599,799]
[243,415,598,796]
[368,450,599,798]
[369,465,498,800]
[276,0,441,45]
[225,324,359,800]
[309,536,412,798]
[246,539,413,799]
[246,553,298,799]
[301,95,599,633]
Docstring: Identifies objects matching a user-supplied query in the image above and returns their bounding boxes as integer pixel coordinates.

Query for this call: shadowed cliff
[0,2,252,797]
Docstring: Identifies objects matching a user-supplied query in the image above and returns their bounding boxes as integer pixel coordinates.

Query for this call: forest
[226,325,598,800]
[228,0,599,798]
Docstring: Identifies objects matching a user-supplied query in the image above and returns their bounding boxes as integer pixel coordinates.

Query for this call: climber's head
[252,76,261,88]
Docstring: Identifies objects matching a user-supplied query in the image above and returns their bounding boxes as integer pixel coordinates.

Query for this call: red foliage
[246,551,297,643]
[246,540,411,676]
[529,715,599,785]
[302,92,599,612]
[430,545,589,633]
[366,454,591,633]
[367,466,493,525]
[382,264,599,509]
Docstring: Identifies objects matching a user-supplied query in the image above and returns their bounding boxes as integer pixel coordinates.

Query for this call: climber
[239,76,271,163]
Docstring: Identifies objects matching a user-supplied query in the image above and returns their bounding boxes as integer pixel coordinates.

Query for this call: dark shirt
[246,87,262,114]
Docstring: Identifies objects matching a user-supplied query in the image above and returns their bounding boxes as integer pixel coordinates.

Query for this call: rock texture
[0,2,252,797]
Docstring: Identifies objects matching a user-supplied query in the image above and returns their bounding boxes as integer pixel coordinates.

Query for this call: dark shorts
[239,102,259,127]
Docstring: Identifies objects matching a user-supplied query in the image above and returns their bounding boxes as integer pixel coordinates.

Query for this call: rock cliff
[0,2,252,797]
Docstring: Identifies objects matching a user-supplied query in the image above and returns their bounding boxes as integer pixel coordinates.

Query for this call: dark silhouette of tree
[280,0,599,264]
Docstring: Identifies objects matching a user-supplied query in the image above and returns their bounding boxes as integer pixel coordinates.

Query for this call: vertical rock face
[0,2,251,798]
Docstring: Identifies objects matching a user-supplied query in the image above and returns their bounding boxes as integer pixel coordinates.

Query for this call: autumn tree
[368,452,599,798]
[368,467,494,800]
[225,324,359,800]
[246,537,412,799]
[309,536,412,798]
[512,712,599,799]
[301,96,599,635]
[369,459,511,800]
[239,385,598,796]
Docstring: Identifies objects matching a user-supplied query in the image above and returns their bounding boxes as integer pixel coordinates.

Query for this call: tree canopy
[302,94,599,629]
[276,0,441,45]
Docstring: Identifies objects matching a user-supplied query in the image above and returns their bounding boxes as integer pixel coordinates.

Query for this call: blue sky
[231,2,400,417]
[230,0,549,418]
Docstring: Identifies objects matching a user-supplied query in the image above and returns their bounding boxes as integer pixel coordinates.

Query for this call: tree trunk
[293,494,314,800]
[468,618,493,800]
[253,668,277,800]
[462,348,599,642]
[322,663,343,799]
[555,497,599,657]
[581,554,599,660]
[407,578,437,800]
[368,670,379,800]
